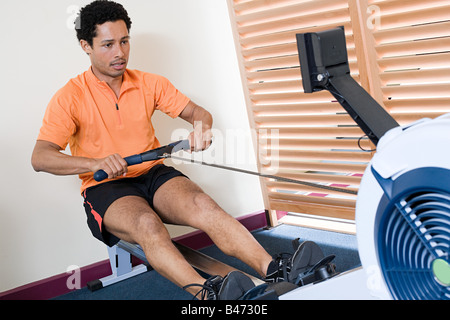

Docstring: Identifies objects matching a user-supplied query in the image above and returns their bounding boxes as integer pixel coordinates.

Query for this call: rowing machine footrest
[242,284,278,300]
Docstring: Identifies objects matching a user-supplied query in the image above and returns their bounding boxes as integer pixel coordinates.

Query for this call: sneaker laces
[266,252,292,282]
[183,275,223,300]
[183,283,218,300]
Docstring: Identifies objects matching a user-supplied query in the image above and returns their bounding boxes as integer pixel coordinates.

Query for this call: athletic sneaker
[265,240,335,284]
[183,271,256,300]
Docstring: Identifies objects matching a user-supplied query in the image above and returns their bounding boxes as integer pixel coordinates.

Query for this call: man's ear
[80,40,92,55]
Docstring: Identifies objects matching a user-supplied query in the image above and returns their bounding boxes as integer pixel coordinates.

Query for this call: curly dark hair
[75,0,132,46]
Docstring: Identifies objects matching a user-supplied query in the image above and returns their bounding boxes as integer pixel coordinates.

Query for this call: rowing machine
[89,26,450,300]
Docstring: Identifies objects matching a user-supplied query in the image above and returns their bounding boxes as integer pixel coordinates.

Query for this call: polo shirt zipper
[115,103,123,127]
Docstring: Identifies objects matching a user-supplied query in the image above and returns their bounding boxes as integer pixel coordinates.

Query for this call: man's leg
[102,195,206,296]
[153,177,273,278]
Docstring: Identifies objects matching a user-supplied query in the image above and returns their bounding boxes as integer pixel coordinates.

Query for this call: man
[32,0,300,299]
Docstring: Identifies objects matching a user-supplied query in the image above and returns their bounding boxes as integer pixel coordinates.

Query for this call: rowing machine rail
[87,240,264,292]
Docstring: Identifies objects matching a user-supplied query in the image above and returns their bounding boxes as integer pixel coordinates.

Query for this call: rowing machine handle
[93,154,143,182]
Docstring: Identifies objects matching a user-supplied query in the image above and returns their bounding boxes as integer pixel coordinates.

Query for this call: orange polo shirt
[38,68,191,193]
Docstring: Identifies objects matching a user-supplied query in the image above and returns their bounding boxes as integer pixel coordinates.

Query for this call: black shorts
[82,164,188,247]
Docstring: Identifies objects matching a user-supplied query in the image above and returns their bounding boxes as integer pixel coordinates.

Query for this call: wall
[0,0,264,293]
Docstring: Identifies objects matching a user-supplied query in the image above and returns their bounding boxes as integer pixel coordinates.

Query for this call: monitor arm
[296,27,400,146]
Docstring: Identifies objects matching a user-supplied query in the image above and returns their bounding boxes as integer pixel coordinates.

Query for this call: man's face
[81,20,130,81]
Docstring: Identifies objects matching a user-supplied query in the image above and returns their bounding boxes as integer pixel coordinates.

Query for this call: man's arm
[179,101,213,152]
[31,140,128,179]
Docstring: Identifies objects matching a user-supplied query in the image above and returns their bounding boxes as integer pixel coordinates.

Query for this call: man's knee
[135,212,170,244]
[187,192,234,230]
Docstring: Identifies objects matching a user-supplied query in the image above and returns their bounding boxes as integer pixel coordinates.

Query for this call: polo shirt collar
[86,66,139,92]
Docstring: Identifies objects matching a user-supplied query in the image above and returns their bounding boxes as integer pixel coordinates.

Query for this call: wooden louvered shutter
[227,0,450,231]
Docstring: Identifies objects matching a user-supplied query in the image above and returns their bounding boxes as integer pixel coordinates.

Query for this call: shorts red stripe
[85,200,103,232]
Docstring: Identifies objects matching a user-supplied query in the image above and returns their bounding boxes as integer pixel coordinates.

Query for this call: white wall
[0,0,264,293]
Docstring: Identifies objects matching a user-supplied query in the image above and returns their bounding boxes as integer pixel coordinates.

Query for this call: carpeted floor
[54,224,361,300]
